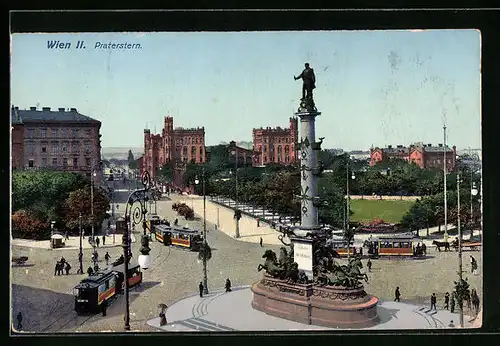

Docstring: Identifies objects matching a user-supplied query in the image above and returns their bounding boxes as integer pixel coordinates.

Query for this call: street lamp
[91,170,97,256]
[121,171,153,331]
[346,162,356,259]
[231,149,239,212]
[78,213,83,274]
[470,181,478,238]
[195,170,209,294]
[457,173,464,328]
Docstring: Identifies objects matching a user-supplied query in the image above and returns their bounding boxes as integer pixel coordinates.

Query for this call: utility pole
[457,173,464,328]
[202,169,208,294]
[78,213,83,274]
[443,126,448,242]
[346,160,350,260]
[91,168,95,255]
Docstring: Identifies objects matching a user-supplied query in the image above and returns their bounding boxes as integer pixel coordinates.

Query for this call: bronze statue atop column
[294,63,316,101]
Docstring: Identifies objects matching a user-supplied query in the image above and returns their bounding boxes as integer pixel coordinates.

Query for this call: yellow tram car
[154,224,203,251]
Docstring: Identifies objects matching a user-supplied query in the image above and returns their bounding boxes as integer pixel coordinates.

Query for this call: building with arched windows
[143,116,206,182]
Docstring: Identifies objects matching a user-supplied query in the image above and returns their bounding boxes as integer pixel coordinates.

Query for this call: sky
[10,30,481,151]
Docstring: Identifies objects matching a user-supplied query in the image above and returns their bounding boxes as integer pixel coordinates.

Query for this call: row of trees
[12,170,111,240]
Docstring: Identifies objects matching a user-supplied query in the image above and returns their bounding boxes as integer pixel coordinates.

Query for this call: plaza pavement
[146,285,477,331]
[11,233,136,251]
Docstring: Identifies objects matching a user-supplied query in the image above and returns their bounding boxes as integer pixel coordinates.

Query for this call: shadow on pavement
[11,263,35,268]
[135,281,162,292]
[376,306,400,324]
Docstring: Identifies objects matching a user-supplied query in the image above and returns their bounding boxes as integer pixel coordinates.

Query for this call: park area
[350,199,415,224]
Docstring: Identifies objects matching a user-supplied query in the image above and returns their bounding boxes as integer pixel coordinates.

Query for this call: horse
[257,249,285,278]
[346,257,369,284]
[432,240,450,252]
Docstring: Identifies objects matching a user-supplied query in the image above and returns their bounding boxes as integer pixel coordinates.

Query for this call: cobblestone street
[11,195,482,333]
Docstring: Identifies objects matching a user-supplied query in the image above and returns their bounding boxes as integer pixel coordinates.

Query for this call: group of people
[89,235,107,247]
[414,242,427,256]
[54,256,71,276]
[394,287,480,316]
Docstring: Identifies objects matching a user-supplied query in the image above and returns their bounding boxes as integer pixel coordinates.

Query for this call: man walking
[431,293,437,310]
[260,237,263,247]
[105,252,111,266]
[87,266,93,276]
[54,262,60,276]
[444,292,450,310]
[65,262,71,275]
[16,312,22,330]
[450,293,456,313]
[394,286,401,302]
[225,278,232,293]
[102,235,106,246]
[96,237,100,248]
[199,282,204,298]
[367,259,372,272]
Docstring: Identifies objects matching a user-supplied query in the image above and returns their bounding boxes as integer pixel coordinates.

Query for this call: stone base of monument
[252,276,379,329]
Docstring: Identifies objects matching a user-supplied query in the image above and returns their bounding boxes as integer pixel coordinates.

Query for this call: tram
[73,270,119,314]
[363,233,424,258]
[327,239,357,257]
[73,262,143,314]
[154,224,203,251]
[146,214,162,232]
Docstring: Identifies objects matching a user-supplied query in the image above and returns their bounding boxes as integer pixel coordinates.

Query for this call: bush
[12,210,51,240]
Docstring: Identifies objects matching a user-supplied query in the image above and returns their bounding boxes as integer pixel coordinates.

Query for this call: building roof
[12,106,100,125]
[423,146,454,153]
[11,110,23,125]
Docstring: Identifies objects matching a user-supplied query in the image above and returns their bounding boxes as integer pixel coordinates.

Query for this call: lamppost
[122,171,153,331]
[231,149,239,213]
[457,172,464,328]
[78,213,83,274]
[443,125,448,243]
[195,169,209,294]
[470,182,478,238]
[346,161,356,258]
[91,169,97,256]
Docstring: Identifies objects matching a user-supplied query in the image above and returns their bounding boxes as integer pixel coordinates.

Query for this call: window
[62,142,68,152]
[41,145,47,153]
[27,142,35,155]
[42,158,47,167]
[85,157,91,167]
[27,128,34,138]
[52,128,59,137]
[63,158,68,168]
[51,142,59,154]
[84,141,91,154]
[199,146,203,158]
[52,158,58,168]
[73,158,78,167]
[72,128,79,137]
[72,141,79,154]
[28,159,34,168]
[41,128,47,138]
[85,129,92,137]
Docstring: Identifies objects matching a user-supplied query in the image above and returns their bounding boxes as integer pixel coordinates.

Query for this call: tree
[198,242,212,262]
[157,163,174,184]
[12,210,50,240]
[62,186,111,232]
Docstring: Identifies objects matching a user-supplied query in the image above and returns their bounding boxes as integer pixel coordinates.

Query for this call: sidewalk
[146,286,476,331]
[11,233,136,251]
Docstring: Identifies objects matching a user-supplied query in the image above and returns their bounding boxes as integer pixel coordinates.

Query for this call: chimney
[427,143,432,147]
[70,108,77,112]
[14,106,19,111]
[42,107,51,111]
[438,143,443,147]
[397,145,402,148]
[58,107,65,112]
[30,106,37,111]
[387,145,392,149]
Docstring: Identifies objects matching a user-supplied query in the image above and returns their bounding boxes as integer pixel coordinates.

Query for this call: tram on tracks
[145,214,162,232]
[73,262,143,314]
[363,233,425,258]
[153,224,203,251]
[327,239,357,257]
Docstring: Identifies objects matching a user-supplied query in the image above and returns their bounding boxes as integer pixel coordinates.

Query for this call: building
[348,150,370,161]
[228,141,253,166]
[370,142,457,171]
[252,117,298,167]
[143,115,206,182]
[10,105,102,179]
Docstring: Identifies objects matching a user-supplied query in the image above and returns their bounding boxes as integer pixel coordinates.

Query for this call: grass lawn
[350,199,415,224]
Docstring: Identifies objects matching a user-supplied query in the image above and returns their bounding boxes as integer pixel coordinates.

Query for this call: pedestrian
[94,263,99,273]
[65,231,69,240]
[225,278,232,292]
[60,256,66,265]
[65,262,71,275]
[367,259,372,272]
[78,252,83,264]
[16,312,22,330]
[431,293,437,310]
[101,299,108,316]
[159,306,168,326]
[422,243,427,255]
[54,262,60,276]
[260,237,263,247]
[174,218,178,226]
[394,286,401,302]
[102,235,106,246]
[444,292,450,310]
[450,293,456,313]
[105,252,111,266]
[199,282,204,297]
[257,219,260,227]
[87,266,93,276]
[96,237,100,247]
[448,320,455,328]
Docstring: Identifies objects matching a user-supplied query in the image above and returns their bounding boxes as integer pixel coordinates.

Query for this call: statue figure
[345,257,369,284]
[257,249,286,278]
[294,63,316,100]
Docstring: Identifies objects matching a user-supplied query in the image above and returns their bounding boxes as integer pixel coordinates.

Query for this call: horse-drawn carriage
[12,256,28,265]
[451,238,481,252]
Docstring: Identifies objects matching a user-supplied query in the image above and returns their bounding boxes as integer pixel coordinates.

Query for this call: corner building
[143,116,206,181]
[252,117,298,166]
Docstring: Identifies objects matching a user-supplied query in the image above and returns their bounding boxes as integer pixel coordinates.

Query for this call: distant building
[370,142,457,171]
[348,150,370,161]
[143,115,206,184]
[252,117,299,167]
[11,105,102,180]
[228,141,253,165]
[326,148,344,156]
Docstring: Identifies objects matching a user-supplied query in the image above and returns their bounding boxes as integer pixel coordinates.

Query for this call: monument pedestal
[251,276,379,328]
